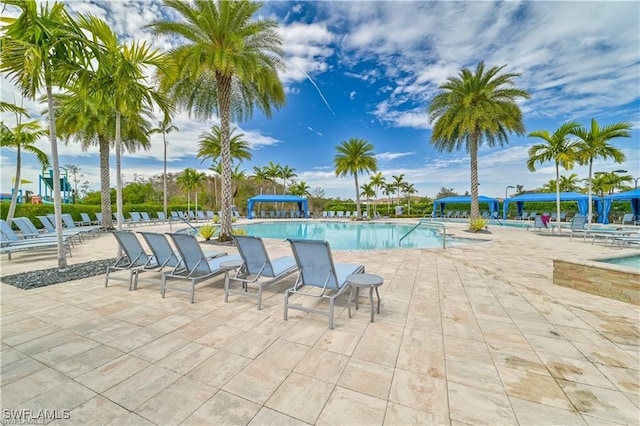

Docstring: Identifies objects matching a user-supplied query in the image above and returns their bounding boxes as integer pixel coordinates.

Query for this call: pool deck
[1,219,639,425]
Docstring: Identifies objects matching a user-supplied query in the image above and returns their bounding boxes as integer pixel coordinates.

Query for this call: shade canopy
[433,195,499,217]
[504,192,589,220]
[247,194,309,219]
[601,188,640,224]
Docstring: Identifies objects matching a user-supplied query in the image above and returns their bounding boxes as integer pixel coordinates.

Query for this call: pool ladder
[399,220,447,248]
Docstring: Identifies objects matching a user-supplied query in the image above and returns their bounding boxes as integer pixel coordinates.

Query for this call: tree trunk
[587,160,593,226]
[99,136,113,229]
[469,132,480,219]
[47,84,67,269]
[115,111,123,231]
[354,173,361,218]
[555,162,562,233]
[6,146,22,225]
[217,74,233,240]
[163,131,168,217]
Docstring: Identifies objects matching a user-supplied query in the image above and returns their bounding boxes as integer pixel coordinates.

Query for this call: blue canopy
[433,195,499,217]
[601,188,640,224]
[503,192,589,220]
[247,194,309,219]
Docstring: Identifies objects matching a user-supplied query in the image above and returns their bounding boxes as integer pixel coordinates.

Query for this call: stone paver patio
[1,220,638,425]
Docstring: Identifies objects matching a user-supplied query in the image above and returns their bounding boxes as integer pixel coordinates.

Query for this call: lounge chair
[0,233,71,260]
[225,235,297,310]
[163,233,241,303]
[619,213,636,225]
[140,212,156,225]
[156,212,168,223]
[567,215,588,240]
[61,213,101,236]
[284,238,365,330]
[527,215,547,232]
[3,218,75,244]
[105,231,156,290]
[80,213,99,226]
[136,231,227,290]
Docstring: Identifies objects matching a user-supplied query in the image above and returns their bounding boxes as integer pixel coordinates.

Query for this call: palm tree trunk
[354,173,361,217]
[6,146,22,225]
[218,74,233,240]
[99,137,113,229]
[163,132,168,217]
[587,160,593,226]
[115,111,123,231]
[469,132,480,219]
[47,84,67,269]
[555,162,562,233]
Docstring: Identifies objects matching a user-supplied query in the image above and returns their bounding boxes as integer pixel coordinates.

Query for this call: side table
[346,273,384,323]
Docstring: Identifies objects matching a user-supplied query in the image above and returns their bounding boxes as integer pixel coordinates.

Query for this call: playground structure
[38,167,73,204]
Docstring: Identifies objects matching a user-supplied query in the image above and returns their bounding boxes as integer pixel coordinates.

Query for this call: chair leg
[160,274,167,298]
[190,280,196,304]
[328,299,334,330]
[105,267,111,287]
[257,285,263,310]
[283,291,289,321]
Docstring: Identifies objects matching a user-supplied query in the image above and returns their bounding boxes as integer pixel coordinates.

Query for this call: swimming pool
[230,221,481,250]
[596,255,640,268]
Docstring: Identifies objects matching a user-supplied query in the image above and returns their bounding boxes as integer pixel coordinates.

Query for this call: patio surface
[1,219,639,425]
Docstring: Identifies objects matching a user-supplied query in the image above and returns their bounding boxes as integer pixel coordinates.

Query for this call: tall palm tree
[150,0,286,241]
[289,181,310,197]
[391,174,405,207]
[383,182,394,213]
[252,166,271,195]
[559,173,581,193]
[0,120,49,224]
[527,121,580,232]
[280,165,297,195]
[177,168,206,214]
[571,118,631,225]
[403,182,417,215]
[1,0,86,268]
[77,14,172,230]
[369,172,385,215]
[264,161,283,194]
[334,137,377,218]
[150,119,179,217]
[428,62,530,220]
[359,182,375,216]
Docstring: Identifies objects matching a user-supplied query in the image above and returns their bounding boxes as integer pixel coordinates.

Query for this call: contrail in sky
[302,70,335,115]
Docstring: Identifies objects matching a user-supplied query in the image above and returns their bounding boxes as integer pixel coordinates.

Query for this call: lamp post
[504,185,515,220]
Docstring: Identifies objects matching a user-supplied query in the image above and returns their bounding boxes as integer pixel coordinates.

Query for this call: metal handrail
[399,220,446,248]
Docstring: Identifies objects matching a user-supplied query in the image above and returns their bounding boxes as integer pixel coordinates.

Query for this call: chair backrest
[234,235,276,276]
[130,212,142,223]
[622,213,633,222]
[139,232,181,268]
[0,219,20,241]
[533,215,544,228]
[61,214,76,228]
[571,215,587,229]
[80,213,92,225]
[287,238,339,290]
[157,212,167,221]
[112,231,152,267]
[167,233,211,275]
[37,216,55,232]
[95,212,103,222]
[141,212,152,221]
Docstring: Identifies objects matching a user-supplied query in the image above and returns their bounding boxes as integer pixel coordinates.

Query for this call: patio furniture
[346,273,384,323]
[285,238,365,330]
[225,235,297,309]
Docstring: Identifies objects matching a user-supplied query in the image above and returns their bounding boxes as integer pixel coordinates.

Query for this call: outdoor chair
[567,215,588,240]
[61,213,101,236]
[140,212,156,225]
[136,231,227,291]
[0,232,71,260]
[284,238,365,330]
[156,212,168,223]
[14,217,80,245]
[619,213,635,225]
[129,212,144,227]
[29,216,82,242]
[80,212,99,226]
[164,233,241,303]
[527,215,548,232]
[105,230,155,290]
[225,235,297,310]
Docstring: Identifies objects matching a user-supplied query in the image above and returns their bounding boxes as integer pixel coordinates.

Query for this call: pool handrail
[399,220,446,248]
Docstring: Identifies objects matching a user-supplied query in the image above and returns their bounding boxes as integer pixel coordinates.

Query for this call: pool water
[232,221,481,250]
[597,255,640,268]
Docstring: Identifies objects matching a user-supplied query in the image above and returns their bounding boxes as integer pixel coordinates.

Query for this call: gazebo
[432,195,499,218]
[602,188,640,224]
[503,192,589,220]
[247,194,309,219]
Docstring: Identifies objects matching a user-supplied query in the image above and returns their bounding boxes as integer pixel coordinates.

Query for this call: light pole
[504,185,515,220]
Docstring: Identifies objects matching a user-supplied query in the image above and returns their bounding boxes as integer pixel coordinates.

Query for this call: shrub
[232,228,248,236]
[199,224,216,241]
[469,217,488,232]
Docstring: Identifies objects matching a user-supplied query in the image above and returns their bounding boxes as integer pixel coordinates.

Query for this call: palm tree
[527,121,580,232]
[0,120,49,224]
[383,182,395,214]
[252,166,271,195]
[391,174,405,207]
[197,126,252,165]
[559,173,581,193]
[150,119,179,218]
[571,119,632,225]
[76,14,172,231]
[0,101,27,115]
[1,0,86,268]
[591,172,633,195]
[177,168,206,214]
[359,182,375,216]
[280,165,297,195]
[230,164,246,206]
[428,62,530,220]
[334,137,377,218]
[150,0,286,241]
[289,181,310,197]
[369,172,385,215]
[264,161,283,194]
[403,183,418,215]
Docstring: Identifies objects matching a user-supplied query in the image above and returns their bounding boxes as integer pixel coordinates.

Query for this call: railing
[399,220,446,248]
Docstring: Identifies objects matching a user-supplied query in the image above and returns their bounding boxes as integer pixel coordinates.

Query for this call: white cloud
[375,152,415,162]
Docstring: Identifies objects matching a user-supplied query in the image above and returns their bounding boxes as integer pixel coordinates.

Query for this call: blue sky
[1,0,639,200]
